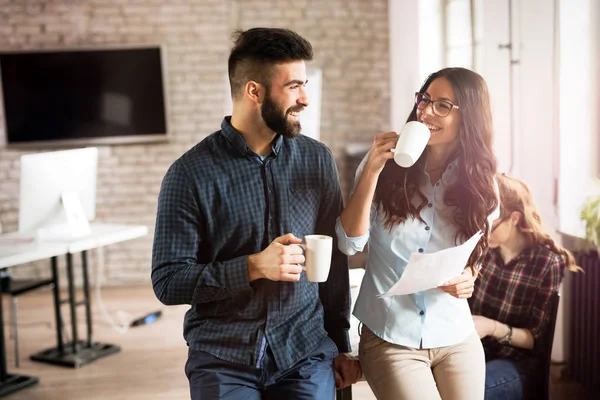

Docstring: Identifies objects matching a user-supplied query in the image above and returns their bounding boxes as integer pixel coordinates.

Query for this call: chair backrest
[532,291,561,400]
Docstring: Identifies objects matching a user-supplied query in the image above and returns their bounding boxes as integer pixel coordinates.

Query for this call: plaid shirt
[151,117,350,370]
[470,244,564,368]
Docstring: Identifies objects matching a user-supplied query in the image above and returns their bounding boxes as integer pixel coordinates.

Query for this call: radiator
[570,251,600,394]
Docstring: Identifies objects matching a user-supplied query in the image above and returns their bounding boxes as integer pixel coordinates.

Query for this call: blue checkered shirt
[152,117,351,369]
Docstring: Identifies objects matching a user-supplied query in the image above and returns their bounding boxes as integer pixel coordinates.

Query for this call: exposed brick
[44,23,75,33]
[0,24,12,35]
[15,25,41,35]
[121,5,153,16]
[28,33,62,45]
[92,7,122,17]
[90,22,117,34]
[0,0,389,285]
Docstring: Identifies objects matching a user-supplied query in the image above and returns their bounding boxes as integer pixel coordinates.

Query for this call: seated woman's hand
[472,315,496,339]
[437,269,476,299]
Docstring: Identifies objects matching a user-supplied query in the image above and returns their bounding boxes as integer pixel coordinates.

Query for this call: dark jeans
[485,358,527,400]
[185,337,337,399]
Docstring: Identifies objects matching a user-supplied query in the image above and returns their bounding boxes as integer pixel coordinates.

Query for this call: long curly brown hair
[496,173,580,272]
[374,68,498,274]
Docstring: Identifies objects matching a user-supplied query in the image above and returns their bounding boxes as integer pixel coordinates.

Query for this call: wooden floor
[0,285,590,399]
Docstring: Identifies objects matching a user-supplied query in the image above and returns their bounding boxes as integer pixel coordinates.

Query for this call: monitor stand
[35,192,91,242]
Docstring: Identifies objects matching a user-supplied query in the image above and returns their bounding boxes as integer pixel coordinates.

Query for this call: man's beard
[261,91,303,138]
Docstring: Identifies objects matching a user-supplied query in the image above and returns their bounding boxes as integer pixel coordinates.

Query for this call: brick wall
[0,0,389,285]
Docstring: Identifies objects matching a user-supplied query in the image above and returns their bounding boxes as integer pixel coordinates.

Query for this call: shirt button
[428,203,433,208]
[425,226,430,231]
[435,182,440,187]
[419,311,425,316]
[418,248,424,253]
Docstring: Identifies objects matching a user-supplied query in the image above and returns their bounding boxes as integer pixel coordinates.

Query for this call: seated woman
[470,173,580,400]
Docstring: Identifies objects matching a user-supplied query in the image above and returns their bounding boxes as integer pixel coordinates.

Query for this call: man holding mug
[152,28,360,399]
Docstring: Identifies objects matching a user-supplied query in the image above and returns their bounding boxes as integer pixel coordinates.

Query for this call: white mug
[299,235,333,282]
[391,121,431,167]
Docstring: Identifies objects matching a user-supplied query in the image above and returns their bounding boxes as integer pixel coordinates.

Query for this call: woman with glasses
[335,67,499,399]
[470,173,579,400]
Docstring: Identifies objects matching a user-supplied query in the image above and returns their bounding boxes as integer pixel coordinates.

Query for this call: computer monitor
[18,147,98,240]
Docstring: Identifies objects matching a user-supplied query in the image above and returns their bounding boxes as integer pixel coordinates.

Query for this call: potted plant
[580,194,600,252]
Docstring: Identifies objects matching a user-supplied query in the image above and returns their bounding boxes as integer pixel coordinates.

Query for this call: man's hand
[334,353,362,389]
[247,233,304,282]
[473,315,496,339]
[437,268,476,299]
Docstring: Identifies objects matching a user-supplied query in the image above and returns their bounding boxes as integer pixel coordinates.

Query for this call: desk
[0,223,147,396]
[30,224,148,368]
[0,242,67,396]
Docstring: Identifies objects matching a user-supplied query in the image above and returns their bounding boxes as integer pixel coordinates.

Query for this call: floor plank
[1,284,590,399]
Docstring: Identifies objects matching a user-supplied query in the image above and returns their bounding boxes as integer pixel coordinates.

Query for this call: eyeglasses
[491,218,507,233]
[414,92,460,117]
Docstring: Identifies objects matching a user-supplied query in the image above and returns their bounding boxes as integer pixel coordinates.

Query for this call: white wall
[558,0,600,238]
[389,0,421,132]
[515,0,558,227]
[556,1,599,365]
[434,0,565,361]
[391,0,599,363]
[477,0,567,363]
[470,0,600,363]
[445,0,474,68]
[473,0,512,173]
[298,68,323,141]
[478,0,600,239]
[475,0,558,228]
[418,0,444,83]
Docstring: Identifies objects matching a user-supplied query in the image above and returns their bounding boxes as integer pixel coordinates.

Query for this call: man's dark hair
[228,28,313,98]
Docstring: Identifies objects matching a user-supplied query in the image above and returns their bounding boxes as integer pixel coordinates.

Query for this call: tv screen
[0,46,168,147]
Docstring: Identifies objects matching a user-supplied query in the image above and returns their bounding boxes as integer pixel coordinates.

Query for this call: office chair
[531,291,561,400]
[336,387,352,400]
[0,220,55,368]
[0,271,55,368]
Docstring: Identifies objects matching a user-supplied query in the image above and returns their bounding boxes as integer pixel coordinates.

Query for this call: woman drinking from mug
[470,173,580,400]
[336,67,499,400]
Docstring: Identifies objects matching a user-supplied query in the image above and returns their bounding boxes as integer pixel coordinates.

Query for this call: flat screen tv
[0,45,169,148]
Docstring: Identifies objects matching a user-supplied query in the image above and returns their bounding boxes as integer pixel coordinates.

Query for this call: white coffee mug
[391,121,431,167]
[299,235,333,282]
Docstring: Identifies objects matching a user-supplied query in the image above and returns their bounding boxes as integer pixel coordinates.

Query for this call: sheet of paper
[380,231,483,297]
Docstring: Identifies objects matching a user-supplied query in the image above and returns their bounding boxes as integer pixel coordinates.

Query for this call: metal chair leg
[11,296,19,368]
[336,386,353,400]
